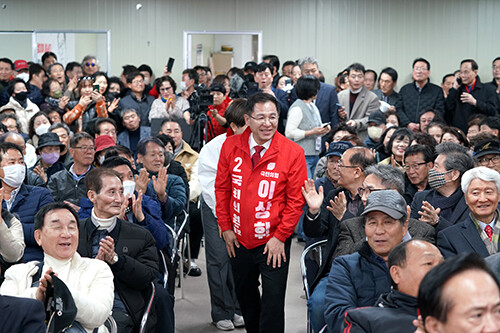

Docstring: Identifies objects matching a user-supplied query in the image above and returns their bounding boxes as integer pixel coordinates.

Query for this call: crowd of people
[0,51,499,333]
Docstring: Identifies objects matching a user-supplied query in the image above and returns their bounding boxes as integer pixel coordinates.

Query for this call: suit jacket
[334,217,436,258]
[486,252,500,282]
[0,295,45,333]
[117,126,152,152]
[437,216,493,258]
[373,88,402,109]
[338,87,380,139]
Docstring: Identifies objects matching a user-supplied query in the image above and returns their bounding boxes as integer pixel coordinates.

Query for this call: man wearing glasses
[247,62,290,134]
[48,132,95,212]
[215,93,306,333]
[473,139,500,173]
[301,146,375,332]
[403,145,434,204]
[444,59,498,132]
[81,55,99,76]
[117,71,154,126]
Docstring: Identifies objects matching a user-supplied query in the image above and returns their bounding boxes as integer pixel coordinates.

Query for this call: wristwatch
[111,254,119,265]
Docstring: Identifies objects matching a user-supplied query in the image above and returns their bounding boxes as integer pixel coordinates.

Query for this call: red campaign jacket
[215,127,307,249]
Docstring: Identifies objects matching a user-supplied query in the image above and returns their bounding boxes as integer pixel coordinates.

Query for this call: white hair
[461,166,500,194]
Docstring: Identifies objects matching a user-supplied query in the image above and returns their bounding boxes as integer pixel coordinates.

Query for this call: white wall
[0,0,498,86]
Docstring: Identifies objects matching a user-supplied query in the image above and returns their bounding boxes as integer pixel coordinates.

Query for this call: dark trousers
[231,238,291,333]
[188,201,203,259]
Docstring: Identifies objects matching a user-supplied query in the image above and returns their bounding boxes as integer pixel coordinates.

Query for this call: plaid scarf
[470,210,499,255]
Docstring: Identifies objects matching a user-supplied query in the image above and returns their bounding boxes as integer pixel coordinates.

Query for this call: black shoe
[185,260,202,277]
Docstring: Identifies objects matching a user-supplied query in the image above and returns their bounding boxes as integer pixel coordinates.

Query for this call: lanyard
[465,78,477,93]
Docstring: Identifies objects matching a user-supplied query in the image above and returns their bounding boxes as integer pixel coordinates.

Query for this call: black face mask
[107,91,119,100]
[14,91,27,102]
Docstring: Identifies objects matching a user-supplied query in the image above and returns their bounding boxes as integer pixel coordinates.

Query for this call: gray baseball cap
[362,190,407,220]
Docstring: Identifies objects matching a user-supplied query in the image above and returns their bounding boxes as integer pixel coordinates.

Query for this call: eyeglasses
[101,129,116,135]
[478,155,500,166]
[492,66,500,71]
[132,79,144,85]
[81,76,94,82]
[72,146,95,152]
[159,87,172,92]
[358,187,385,197]
[403,162,428,171]
[337,161,360,169]
[248,114,279,124]
[85,62,96,67]
[414,67,428,72]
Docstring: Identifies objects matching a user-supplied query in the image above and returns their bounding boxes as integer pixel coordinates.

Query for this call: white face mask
[35,123,50,136]
[122,180,136,198]
[98,155,105,165]
[1,164,26,188]
[367,126,384,141]
[16,72,29,83]
[180,81,187,91]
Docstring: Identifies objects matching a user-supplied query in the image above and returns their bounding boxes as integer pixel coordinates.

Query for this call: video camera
[189,83,213,119]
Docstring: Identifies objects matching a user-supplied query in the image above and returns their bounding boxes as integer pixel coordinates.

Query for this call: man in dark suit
[373,67,402,111]
[437,166,500,258]
[335,164,436,258]
[0,294,45,332]
[410,142,474,232]
[246,62,289,134]
[77,167,159,333]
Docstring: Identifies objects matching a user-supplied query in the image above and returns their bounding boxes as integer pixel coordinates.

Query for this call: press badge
[315,137,322,151]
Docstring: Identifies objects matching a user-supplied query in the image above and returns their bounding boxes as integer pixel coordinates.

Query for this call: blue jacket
[117,92,155,126]
[325,241,391,333]
[2,184,54,262]
[437,215,493,258]
[145,172,187,226]
[117,126,151,152]
[78,191,169,250]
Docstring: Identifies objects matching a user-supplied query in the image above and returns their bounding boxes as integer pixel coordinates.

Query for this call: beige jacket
[175,140,201,201]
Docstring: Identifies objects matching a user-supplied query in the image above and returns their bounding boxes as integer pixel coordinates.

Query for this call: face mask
[367,126,383,141]
[41,152,60,165]
[428,169,452,190]
[14,91,27,102]
[164,151,174,166]
[52,90,63,99]
[98,155,106,165]
[122,180,136,198]
[107,91,119,100]
[180,81,187,91]
[386,123,396,129]
[35,123,50,136]
[1,164,26,188]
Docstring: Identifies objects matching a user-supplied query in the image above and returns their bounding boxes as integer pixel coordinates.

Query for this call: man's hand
[346,120,357,128]
[407,122,420,132]
[307,126,330,137]
[117,194,129,220]
[460,92,477,106]
[413,315,426,333]
[337,106,347,120]
[135,168,150,194]
[302,180,323,215]
[261,88,276,98]
[263,237,286,268]
[132,191,145,222]
[152,166,168,202]
[96,236,116,264]
[67,76,78,91]
[222,230,240,258]
[326,191,347,221]
[33,165,47,183]
[35,267,55,302]
[418,201,441,226]
[63,201,80,212]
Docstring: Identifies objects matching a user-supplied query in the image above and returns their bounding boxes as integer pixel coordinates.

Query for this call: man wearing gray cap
[324,190,410,333]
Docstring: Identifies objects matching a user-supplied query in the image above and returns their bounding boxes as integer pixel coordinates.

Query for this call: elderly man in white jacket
[0,202,114,333]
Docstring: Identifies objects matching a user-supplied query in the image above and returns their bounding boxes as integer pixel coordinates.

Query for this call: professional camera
[188,84,213,118]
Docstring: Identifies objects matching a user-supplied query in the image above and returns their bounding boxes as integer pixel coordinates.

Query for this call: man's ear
[244,114,250,126]
[424,316,441,333]
[88,190,96,203]
[450,169,460,182]
[34,229,42,246]
[390,265,401,285]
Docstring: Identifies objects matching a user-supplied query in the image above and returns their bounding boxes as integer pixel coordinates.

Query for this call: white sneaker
[232,313,245,327]
[215,319,234,331]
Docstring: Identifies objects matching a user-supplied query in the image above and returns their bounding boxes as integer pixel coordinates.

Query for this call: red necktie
[252,146,264,169]
[485,225,493,241]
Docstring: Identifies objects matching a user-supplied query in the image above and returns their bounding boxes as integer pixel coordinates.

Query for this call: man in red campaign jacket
[215,92,307,333]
